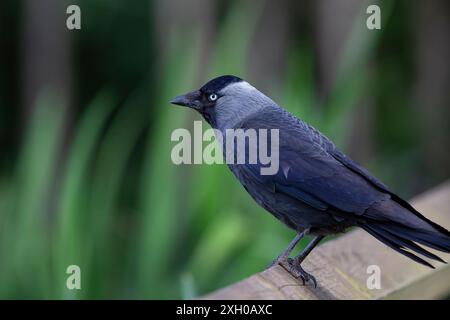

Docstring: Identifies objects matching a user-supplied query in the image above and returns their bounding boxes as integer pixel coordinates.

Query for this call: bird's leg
[283,235,324,287]
[267,229,308,268]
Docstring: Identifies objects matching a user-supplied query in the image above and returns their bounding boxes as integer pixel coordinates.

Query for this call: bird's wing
[301,122,391,192]
[237,108,390,215]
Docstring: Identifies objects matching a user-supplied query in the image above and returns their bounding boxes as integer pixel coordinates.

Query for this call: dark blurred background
[0,0,449,298]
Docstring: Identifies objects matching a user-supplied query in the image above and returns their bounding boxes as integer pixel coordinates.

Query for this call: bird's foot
[281,258,317,288]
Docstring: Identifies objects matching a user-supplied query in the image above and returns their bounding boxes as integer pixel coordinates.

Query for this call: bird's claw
[281,258,317,288]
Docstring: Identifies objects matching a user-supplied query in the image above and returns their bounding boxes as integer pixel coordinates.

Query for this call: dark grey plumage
[229,106,450,267]
[171,75,450,282]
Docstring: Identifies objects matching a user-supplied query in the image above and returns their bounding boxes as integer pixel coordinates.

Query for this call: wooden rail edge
[204,180,450,300]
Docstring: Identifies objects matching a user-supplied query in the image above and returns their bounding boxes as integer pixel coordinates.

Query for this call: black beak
[170,90,201,109]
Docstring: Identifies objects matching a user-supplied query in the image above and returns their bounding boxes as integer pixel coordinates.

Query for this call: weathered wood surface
[204,181,450,300]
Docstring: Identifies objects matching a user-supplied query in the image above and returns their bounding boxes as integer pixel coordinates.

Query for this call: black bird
[171,75,450,286]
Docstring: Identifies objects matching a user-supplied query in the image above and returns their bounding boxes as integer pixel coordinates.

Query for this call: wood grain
[204,181,450,300]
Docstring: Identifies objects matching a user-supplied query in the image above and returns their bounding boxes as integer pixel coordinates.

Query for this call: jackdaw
[171,75,450,287]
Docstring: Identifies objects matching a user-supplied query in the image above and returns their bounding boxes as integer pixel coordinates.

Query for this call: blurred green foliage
[0,0,448,299]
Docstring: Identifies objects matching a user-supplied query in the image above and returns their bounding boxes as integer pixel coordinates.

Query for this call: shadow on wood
[204,181,450,300]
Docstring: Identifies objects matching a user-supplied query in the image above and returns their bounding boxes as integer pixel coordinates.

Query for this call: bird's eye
[208,93,218,101]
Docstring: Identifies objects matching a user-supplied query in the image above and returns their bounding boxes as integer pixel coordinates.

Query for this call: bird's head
[170,75,272,129]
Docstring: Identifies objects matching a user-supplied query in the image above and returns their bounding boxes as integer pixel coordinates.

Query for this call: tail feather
[363,223,446,263]
[389,193,450,239]
[359,222,435,268]
[379,222,450,253]
[361,196,450,267]
[364,199,450,244]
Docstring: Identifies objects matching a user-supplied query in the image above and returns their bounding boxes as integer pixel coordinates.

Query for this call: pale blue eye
[209,93,218,101]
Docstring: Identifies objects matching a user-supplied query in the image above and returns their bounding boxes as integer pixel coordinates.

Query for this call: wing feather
[237,108,389,215]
